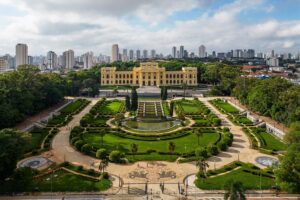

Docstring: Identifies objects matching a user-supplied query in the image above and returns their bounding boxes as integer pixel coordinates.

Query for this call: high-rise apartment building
[143,50,148,59]
[122,49,128,62]
[15,43,28,67]
[63,50,75,69]
[0,58,9,73]
[198,45,206,58]
[129,50,134,61]
[151,50,156,58]
[172,46,177,58]
[47,51,57,70]
[82,52,93,69]
[179,46,184,59]
[112,44,119,62]
[136,50,141,60]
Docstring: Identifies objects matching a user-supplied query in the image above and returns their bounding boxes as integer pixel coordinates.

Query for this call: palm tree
[131,143,138,158]
[224,180,246,200]
[194,128,203,146]
[99,129,106,146]
[168,142,175,155]
[196,156,209,181]
[99,158,109,173]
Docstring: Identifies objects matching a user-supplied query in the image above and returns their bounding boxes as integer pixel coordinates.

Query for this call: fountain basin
[255,156,278,167]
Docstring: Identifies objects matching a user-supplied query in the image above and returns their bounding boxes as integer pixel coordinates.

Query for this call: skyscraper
[151,50,156,59]
[47,51,57,70]
[136,50,141,60]
[112,44,119,62]
[179,46,184,59]
[122,49,128,62]
[198,45,206,58]
[63,49,75,69]
[129,50,134,61]
[82,52,93,69]
[172,46,177,58]
[15,43,28,67]
[143,50,148,59]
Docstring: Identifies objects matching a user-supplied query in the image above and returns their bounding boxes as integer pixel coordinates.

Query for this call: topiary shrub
[212,118,221,126]
[207,145,219,156]
[217,141,228,151]
[109,150,124,163]
[101,172,109,179]
[96,148,108,160]
[74,140,84,150]
[81,144,92,154]
[195,147,208,158]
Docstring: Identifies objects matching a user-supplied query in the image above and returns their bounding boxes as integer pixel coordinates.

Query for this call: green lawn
[178,100,203,114]
[83,131,220,156]
[195,167,275,190]
[34,170,111,192]
[211,99,239,114]
[100,100,124,115]
[25,128,50,152]
[251,128,286,151]
[235,115,253,125]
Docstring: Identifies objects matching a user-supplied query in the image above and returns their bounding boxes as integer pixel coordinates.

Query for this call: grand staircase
[137,101,164,119]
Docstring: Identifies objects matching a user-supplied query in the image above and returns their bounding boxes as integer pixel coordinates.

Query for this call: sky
[0,0,300,56]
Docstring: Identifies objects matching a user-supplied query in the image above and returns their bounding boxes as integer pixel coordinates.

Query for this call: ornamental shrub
[74,140,84,150]
[81,144,92,154]
[96,148,108,159]
[109,150,124,163]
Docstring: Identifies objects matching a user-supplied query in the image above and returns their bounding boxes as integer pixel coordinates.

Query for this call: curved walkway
[45,97,278,195]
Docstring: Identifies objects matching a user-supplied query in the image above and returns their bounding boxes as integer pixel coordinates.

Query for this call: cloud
[0,0,299,56]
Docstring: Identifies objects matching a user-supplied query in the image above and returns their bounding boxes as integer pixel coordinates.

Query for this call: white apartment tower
[172,46,177,58]
[82,52,93,69]
[198,45,206,58]
[15,43,28,67]
[47,51,57,70]
[112,44,119,62]
[63,50,75,69]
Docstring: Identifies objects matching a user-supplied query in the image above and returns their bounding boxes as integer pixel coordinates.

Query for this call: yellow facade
[100,62,197,87]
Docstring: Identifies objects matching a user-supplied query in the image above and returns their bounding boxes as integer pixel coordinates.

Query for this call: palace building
[100,62,197,87]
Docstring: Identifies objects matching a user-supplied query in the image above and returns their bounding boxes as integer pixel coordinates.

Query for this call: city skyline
[0,0,300,55]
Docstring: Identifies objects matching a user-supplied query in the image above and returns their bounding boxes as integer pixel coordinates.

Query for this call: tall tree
[131,87,138,111]
[169,101,174,117]
[0,129,31,180]
[224,180,246,200]
[194,128,203,146]
[125,95,131,111]
[196,156,209,181]
[275,143,300,193]
[99,158,109,173]
[168,142,175,155]
[131,143,138,158]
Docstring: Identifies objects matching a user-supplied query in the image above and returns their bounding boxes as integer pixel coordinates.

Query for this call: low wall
[266,123,285,140]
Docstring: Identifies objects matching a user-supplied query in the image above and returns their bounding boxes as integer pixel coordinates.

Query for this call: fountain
[255,156,278,167]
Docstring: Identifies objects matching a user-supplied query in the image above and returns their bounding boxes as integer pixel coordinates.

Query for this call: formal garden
[242,127,286,153]
[210,99,253,126]
[68,98,234,162]
[195,161,276,190]
[47,99,90,127]
[174,98,221,127]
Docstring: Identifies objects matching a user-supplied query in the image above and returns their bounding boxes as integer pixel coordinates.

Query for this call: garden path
[47,97,276,195]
